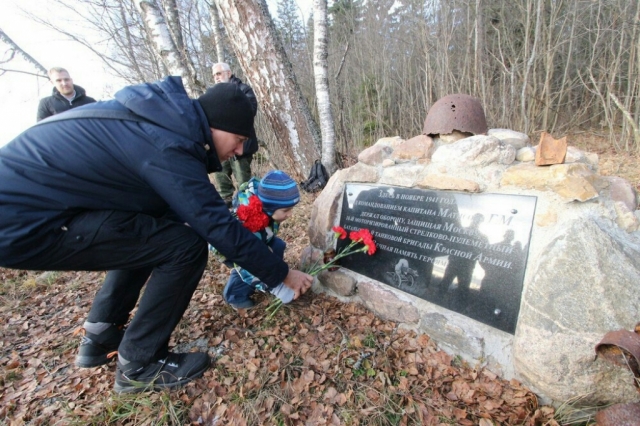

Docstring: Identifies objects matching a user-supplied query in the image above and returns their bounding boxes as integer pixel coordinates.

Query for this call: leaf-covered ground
[0,191,558,426]
[0,138,635,425]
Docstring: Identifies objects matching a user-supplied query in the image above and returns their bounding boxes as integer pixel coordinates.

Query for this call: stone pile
[306,127,640,406]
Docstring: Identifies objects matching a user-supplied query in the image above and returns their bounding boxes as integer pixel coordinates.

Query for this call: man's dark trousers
[10,210,208,364]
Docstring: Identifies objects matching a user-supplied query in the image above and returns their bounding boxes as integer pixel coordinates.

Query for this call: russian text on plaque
[337,184,537,334]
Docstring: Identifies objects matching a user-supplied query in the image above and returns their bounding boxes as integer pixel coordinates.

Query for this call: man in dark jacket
[0,77,313,393]
[36,67,96,121]
[211,62,259,206]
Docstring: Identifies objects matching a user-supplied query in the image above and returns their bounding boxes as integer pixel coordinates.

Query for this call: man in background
[211,62,259,207]
[37,67,96,121]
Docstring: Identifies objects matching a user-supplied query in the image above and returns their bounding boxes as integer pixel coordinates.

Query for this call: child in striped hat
[218,170,301,309]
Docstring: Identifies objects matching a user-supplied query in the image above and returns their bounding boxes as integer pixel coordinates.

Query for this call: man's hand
[282,269,313,300]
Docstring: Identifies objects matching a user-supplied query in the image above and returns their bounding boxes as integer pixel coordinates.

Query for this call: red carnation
[332,226,347,240]
[305,227,378,275]
[358,229,376,255]
[358,228,374,242]
[364,239,377,255]
[237,195,270,233]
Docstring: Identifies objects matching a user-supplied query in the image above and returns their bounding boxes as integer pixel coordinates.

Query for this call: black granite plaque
[336,184,537,334]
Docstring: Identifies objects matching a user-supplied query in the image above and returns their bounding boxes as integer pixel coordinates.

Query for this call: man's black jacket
[36,84,96,121]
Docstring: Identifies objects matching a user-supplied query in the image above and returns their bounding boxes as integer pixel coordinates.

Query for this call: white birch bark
[137,0,197,96]
[215,0,321,179]
[163,0,186,56]
[209,2,226,63]
[313,0,337,175]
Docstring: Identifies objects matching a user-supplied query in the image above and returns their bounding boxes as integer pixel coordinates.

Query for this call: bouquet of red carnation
[306,226,377,276]
[267,226,377,319]
[236,195,270,233]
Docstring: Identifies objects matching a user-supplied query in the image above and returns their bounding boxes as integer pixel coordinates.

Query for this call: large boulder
[515,218,640,404]
[307,129,640,407]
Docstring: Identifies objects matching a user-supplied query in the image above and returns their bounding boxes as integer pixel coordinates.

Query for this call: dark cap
[197,83,254,138]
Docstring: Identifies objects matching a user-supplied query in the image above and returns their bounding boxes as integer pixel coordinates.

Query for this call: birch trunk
[163,0,186,56]
[215,0,321,179]
[313,0,336,174]
[209,2,226,63]
[137,0,198,96]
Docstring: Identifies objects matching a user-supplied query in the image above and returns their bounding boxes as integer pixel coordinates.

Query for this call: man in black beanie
[210,62,260,207]
[197,82,254,139]
[0,77,313,393]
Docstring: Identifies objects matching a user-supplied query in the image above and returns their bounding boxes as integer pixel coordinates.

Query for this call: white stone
[432,135,516,166]
[379,164,424,187]
[516,146,536,162]
[374,136,404,148]
[488,128,530,150]
[439,130,472,144]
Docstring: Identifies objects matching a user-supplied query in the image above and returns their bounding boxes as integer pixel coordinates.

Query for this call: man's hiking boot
[74,324,125,368]
[114,352,211,394]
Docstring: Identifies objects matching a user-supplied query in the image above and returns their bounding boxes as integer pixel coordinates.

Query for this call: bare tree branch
[0,27,48,76]
[0,67,49,78]
[609,92,640,148]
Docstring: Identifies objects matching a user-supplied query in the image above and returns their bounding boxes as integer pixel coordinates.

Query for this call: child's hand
[270,283,295,304]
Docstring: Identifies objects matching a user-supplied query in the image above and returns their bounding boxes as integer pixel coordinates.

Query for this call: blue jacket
[0,76,288,287]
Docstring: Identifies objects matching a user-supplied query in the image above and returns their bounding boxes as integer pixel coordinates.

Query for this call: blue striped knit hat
[256,170,300,214]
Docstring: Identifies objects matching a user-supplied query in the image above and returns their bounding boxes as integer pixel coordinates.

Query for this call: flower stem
[265,297,283,318]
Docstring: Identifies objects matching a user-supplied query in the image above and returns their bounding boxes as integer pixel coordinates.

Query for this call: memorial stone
[337,183,537,334]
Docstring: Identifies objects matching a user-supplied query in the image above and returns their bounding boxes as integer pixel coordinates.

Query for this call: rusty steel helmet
[423,94,488,136]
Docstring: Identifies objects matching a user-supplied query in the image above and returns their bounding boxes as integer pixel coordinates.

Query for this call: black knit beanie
[197,83,254,138]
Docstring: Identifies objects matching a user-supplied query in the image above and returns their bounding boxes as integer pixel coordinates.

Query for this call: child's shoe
[222,270,256,309]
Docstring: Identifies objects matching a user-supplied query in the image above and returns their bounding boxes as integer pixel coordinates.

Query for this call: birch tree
[209,1,226,63]
[313,0,336,174]
[215,0,321,178]
[164,0,195,74]
[137,0,200,96]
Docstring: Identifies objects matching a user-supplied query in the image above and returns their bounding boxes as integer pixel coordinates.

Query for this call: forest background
[1,0,638,179]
